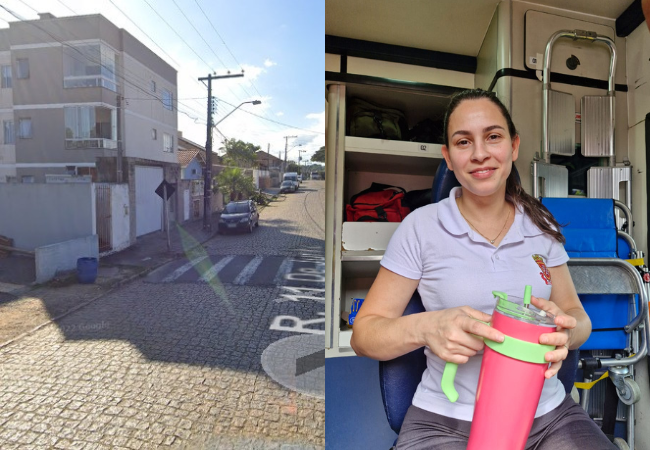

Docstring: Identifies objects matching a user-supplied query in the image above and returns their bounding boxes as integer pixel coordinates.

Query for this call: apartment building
[0,12,179,239]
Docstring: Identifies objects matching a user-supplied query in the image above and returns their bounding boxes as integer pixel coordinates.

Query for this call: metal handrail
[542,30,617,162]
[567,258,648,367]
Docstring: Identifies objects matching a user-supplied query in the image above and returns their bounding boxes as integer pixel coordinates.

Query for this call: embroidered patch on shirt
[532,254,552,285]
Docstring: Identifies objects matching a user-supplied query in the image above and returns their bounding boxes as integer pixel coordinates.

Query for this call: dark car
[217,200,260,234]
[280,180,296,193]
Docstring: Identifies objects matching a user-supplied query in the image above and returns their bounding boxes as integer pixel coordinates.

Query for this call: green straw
[523,285,532,309]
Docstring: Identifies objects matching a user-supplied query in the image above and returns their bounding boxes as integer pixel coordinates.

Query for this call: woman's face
[442,98,519,201]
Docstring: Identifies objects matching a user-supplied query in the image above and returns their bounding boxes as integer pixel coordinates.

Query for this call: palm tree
[215,167,256,201]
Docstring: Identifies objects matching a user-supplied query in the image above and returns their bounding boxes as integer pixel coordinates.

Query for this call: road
[0,181,326,449]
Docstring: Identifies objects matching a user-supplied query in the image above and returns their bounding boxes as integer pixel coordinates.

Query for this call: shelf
[345,149,441,176]
[341,250,385,261]
[341,222,399,251]
[339,329,353,348]
[341,258,382,278]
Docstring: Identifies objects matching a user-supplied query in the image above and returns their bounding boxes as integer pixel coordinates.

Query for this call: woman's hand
[530,295,577,379]
[420,306,505,364]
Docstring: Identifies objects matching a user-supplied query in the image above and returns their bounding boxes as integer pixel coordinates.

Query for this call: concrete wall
[182,159,202,180]
[0,183,95,249]
[122,52,177,165]
[110,183,130,252]
[35,234,98,283]
[625,24,650,260]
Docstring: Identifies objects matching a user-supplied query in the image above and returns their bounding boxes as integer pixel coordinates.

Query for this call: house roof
[177,149,204,168]
[256,151,283,164]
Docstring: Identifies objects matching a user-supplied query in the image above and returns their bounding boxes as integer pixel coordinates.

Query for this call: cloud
[240,63,265,82]
[264,59,277,68]
[275,111,284,117]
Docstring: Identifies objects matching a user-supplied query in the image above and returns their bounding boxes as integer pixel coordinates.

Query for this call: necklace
[457,201,511,245]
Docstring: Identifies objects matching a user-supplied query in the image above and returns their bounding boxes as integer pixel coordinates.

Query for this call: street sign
[155,180,176,199]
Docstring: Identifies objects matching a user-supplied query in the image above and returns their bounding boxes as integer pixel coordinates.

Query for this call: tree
[219,139,260,168]
[215,167,256,201]
[286,161,301,173]
[311,146,325,163]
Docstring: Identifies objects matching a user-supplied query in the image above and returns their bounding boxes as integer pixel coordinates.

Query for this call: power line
[192,0,263,99]
[214,97,324,135]
[0,5,206,123]
[104,0,206,113]
[137,0,215,76]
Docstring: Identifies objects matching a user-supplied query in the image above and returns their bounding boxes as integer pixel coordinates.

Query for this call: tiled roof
[177,149,201,167]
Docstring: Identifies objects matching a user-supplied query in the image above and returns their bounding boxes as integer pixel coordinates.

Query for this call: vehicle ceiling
[325,0,636,56]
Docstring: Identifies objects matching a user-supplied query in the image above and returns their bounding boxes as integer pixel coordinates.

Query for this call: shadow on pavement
[48,231,325,374]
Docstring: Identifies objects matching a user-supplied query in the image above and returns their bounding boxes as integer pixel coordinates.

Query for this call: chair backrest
[378,160,459,434]
[378,161,574,434]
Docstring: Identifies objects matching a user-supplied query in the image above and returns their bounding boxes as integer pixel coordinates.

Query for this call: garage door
[135,165,163,236]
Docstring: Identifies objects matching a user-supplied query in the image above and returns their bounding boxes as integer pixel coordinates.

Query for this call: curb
[0,230,218,350]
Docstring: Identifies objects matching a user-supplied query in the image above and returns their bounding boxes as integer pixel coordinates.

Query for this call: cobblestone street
[0,181,326,449]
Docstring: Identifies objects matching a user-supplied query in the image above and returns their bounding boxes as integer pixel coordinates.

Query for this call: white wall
[0,183,95,249]
[626,24,650,258]
[122,52,177,164]
[110,183,130,252]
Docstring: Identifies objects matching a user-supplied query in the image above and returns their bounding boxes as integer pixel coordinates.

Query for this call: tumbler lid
[492,288,556,327]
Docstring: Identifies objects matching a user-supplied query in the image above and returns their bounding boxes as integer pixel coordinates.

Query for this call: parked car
[217,200,260,234]
[280,180,297,193]
[283,172,299,191]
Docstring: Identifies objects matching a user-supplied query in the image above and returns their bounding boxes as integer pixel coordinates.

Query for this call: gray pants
[396,395,617,450]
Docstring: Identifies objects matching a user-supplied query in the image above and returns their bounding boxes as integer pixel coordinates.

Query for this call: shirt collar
[438,186,544,245]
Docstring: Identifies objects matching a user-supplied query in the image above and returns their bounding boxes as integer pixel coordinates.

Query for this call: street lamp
[298,148,306,178]
[204,99,261,231]
[215,100,262,127]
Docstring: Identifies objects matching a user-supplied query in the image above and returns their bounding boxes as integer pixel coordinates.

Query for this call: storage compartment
[338,260,381,348]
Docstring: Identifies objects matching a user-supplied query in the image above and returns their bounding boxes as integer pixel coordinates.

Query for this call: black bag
[347,98,409,140]
[408,118,444,144]
[402,189,432,212]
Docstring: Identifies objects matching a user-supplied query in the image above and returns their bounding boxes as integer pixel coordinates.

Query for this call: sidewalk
[0,188,282,346]
[0,213,223,346]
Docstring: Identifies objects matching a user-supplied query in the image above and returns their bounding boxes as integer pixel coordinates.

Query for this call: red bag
[346,183,411,222]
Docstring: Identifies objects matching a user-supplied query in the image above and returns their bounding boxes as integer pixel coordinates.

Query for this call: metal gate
[95,183,112,253]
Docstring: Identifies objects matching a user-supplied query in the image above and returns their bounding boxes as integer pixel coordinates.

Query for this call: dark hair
[443,88,565,244]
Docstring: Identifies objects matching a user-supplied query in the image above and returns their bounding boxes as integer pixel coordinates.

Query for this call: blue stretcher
[542,197,649,450]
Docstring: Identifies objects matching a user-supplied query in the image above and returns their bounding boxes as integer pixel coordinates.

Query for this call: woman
[350,89,615,449]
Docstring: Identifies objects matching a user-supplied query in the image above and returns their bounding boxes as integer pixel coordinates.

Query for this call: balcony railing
[66,138,117,150]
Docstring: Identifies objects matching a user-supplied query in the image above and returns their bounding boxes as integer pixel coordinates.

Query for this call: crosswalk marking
[200,256,235,283]
[273,257,294,286]
[162,256,210,283]
[233,256,264,285]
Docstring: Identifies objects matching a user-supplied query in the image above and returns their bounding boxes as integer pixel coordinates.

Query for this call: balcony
[65,138,117,150]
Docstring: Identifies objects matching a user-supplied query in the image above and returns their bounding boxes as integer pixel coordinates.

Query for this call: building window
[163,133,173,152]
[191,168,197,175]
[1,65,12,88]
[21,175,34,183]
[152,128,157,140]
[18,118,32,138]
[150,80,156,92]
[16,59,29,79]
[3,120,14,144]
[161,89,173,110]
[64,106,117,149]
[63,43,117,92]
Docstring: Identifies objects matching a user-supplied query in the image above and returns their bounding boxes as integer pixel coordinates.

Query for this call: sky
[0,0,325,163]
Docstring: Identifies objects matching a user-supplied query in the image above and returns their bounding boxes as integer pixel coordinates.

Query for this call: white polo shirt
[381,187,568,421]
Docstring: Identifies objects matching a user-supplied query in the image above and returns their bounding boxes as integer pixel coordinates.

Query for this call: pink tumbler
[441,286,556,450]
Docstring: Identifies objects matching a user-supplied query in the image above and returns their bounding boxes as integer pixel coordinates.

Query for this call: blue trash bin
[77,257,98,284]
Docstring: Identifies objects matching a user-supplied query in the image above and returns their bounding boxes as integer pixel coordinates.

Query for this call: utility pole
[116,94,123,183]
[283,135,297,174]
[298,148,306,178]
[198,72,244,231]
